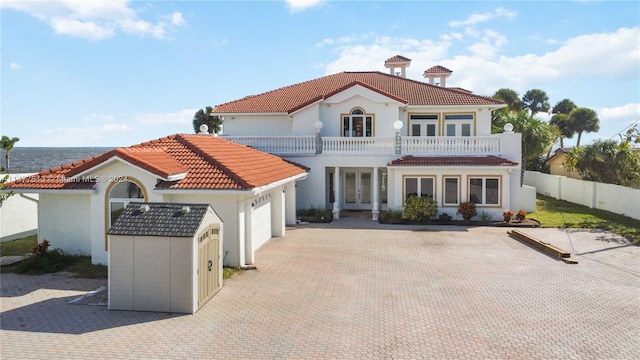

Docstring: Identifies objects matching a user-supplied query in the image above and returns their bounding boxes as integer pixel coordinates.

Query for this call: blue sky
[1,0,639,147]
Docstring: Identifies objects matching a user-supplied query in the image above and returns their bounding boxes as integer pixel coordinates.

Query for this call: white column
[244,200,253,266]
[285,182,297,225]
[332,167,340,220]
[272,188,285,237]
[372,167,379,220]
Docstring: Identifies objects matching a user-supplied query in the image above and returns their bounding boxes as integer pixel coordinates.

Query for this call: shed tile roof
[388,155,519,167]
[212,71,504,114]
[108,202,211,237]
[4,134,308,191]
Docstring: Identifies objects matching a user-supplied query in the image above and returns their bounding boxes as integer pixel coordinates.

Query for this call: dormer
[384,55,411,78]
[423,65,453,87]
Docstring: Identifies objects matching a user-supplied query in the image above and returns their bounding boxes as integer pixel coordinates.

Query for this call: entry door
[343,170,372,210]
[198,224,221,308]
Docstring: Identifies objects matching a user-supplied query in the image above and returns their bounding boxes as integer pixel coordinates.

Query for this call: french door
[343,169,372,210]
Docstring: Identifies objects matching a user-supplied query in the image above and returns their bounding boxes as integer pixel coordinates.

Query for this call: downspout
[19,193,39,204]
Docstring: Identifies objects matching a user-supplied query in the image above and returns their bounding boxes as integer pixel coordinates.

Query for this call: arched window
[109,181,144,225]
[342,108,374,137]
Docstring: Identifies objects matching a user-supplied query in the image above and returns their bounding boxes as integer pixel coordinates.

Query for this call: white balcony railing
[322,137,395,155]
[223,136,316,155]
[224,135,501,156]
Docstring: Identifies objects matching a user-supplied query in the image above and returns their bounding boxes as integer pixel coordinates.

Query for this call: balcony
[223,135,504,156]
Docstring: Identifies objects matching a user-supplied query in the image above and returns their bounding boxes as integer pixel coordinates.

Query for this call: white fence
[1,174,38,242]
[524,171,640,220]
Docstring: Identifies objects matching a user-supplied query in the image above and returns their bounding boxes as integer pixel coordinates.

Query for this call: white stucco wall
[39,193,92,255]
[221,114,291,136]
[1,174,39,242]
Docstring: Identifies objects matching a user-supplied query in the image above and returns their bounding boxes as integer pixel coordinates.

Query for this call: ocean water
[2,147,114,173]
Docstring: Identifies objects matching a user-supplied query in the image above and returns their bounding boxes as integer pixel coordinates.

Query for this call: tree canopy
[552,98,577,115]
[564,138,639,187]
[1,135,20,172]
[192,106,223,134]
[569,107,600,147]
[522,89,550,115]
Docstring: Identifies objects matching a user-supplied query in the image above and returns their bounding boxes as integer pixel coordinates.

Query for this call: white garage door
[251,198,272,251]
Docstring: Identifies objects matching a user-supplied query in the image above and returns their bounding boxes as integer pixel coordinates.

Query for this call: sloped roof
[424,65,453,74]
[212,71,504,114]
[4,134,308,191]
[108,202,212,237]
[384,55,411,65]
[388,155,518,167]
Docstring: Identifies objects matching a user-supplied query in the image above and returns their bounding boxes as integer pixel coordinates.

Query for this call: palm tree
[497,110,555,185]
[192,106,223,134]
[522,89,550,115]
[570,107,600,147]
[1,135,20,173]
[549,113,574,148]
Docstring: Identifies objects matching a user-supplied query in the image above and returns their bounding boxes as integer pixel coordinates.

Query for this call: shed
[108,202,223,314]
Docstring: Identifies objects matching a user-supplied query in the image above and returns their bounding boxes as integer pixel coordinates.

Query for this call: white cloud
[9,62,22,70]
[448,7,516,28]
[84,113,116,123]
[1,0,185,41]
[134,109,197,126]
[597,103,640,121]
[285,0,326,13]
[41,123,132,144]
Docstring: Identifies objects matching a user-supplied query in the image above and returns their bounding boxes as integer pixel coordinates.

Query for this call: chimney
[384,55,411,78]
[423,65,453,87]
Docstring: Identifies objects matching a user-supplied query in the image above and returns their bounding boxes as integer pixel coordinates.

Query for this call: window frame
[402,175,436,204]
[408,113,439,137]
[467,175,502,207]
[441,175,461,207]
[443,113,475,137]
[340,107,375,138]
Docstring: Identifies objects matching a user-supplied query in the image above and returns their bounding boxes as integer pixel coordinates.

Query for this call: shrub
[457,201,477,221]
[503,210,514,222]
[403,196,438,222]
[31,239,50,256]
[297,207,333,223]
[378,210,404,224]
[479,211,494,223]
[516,209,527,221]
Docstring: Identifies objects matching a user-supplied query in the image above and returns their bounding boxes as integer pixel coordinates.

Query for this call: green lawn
[0,235,37,256]
[533,195,640,245]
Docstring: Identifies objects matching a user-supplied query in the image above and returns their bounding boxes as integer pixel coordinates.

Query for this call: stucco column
[244,200,253,266]
[372,167,379,220]
[272,188,285,237]
[285,182,297,225]
[332,167,340,220]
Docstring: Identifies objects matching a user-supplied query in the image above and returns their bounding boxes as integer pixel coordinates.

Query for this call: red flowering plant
[31,239,50,257]
[503,210,514,222]
[516,209,527,221]
[457,201,477,221]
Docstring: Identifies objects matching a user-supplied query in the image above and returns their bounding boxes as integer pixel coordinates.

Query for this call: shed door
[198,224,220,308]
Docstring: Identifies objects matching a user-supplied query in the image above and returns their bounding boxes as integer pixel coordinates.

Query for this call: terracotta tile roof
[384,55,411,64]
[66,147,188,180]
[212,71,504,114]
[424,65,453,74]
[388,155,519,167]
[4,134,308,191]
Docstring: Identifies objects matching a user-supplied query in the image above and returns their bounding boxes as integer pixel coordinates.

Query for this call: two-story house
[214,56,528,220]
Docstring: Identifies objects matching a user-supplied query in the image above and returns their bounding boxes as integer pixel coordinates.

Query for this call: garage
[108,202,223,314]
[250,193,272,250]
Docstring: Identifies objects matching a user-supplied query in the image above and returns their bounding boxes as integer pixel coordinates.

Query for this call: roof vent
[181,206,191,214]
[139,204,151,213]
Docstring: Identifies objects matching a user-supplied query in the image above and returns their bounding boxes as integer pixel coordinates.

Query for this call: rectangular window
[410,114,439,137]
[404,176,435,200]
[444,113,474,136]
[468,177,501,206]
[412,124,421,137]
[443,177,459,205]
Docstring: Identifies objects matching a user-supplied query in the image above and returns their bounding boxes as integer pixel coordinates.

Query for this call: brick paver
[1,220,639,359]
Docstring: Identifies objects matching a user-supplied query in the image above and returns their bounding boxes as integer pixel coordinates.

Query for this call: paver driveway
[1,220,639,359]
